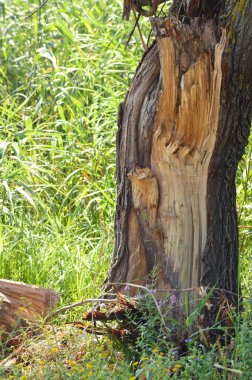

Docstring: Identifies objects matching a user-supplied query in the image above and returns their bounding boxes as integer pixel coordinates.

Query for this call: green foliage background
[0,0,251,306]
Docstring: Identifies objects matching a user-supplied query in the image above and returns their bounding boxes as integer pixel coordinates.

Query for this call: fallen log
[0,279,59,336]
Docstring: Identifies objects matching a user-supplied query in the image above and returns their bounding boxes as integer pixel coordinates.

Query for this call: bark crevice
[107,2,252,308]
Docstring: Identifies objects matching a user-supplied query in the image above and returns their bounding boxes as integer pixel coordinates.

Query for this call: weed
[0,0,251,378]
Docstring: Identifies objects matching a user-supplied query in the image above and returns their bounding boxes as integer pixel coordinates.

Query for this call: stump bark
[107,0,252,310]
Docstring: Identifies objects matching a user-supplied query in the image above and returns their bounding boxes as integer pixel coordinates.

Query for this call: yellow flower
[88,372,93,376]
[142,357,149,361]
[86,363,92,369]
[52,347,59,353]
[159,352,164,356]
[20,376,28,380]
[133,361,139,367]
[129,377,136,380]
[172,363,182,372]
[67,359,77,366]
[153,348,159,353]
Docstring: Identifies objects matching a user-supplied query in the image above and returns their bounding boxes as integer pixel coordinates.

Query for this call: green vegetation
[0,0,251,379]
[0,295,251,379]
[0,0,146,302]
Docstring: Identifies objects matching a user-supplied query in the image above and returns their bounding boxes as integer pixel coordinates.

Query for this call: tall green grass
[237,139,252,295]
[0,0,251,307]
[0,0,144,302]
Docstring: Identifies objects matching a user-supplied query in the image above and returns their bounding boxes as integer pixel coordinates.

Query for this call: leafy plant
[0,0,251,378]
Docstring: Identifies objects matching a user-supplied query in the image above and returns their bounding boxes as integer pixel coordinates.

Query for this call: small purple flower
[134,294,141,299]
[124,285,130,292]
[158,300,165,307]
[170,294,177,305]
[185,338,192,343]
[150,289,157,294]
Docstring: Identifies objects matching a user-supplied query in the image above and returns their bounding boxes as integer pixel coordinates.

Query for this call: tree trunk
[107,0,252,309]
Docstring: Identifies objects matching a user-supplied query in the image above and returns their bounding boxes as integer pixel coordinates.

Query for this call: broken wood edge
[118,16,227,294]
[0,279,60,335]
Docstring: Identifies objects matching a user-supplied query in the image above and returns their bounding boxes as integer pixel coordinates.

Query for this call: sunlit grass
[0,1,251,378]
[0,301,251,379]
[0,0,147,303]
[0,0,251,305]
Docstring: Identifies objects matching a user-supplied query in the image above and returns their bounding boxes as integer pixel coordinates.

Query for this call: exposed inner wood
[0,279,59,335]
[128,167,159,229]
[151,29,226,289]
[125,19,226,290]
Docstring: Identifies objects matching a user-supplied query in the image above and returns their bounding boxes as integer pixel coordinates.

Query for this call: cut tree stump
[0,279,59,336]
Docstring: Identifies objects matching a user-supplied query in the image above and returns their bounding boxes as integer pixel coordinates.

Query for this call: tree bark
[107,0,252,308]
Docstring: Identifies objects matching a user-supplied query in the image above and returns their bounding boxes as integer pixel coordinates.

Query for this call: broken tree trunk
[0,279,59,337]
[107,0,252,311]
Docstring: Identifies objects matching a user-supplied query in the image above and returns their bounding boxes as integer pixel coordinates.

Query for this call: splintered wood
[128,168,159,229]
[0,279,59,337]
[151,20,226,289]
[125,18,226,292]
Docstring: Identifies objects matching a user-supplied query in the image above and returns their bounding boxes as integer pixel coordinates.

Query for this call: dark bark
[107,0,252,307]
[202,0,252,302]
